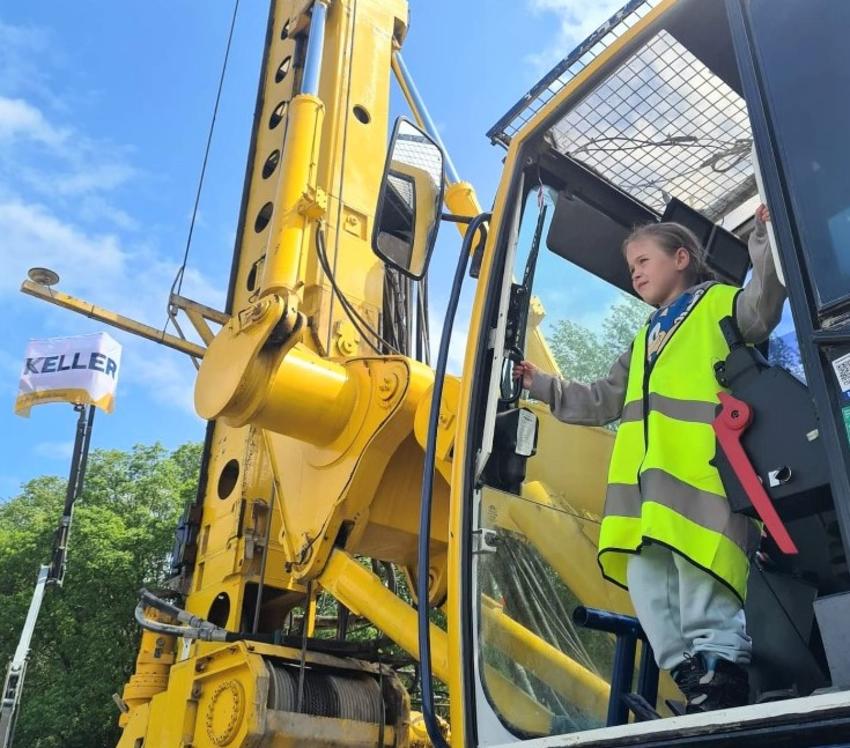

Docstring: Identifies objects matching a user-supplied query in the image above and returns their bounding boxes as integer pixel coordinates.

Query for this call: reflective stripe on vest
[598,283,760,602]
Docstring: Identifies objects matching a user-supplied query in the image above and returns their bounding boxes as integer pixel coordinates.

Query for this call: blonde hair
[623,222,715,285]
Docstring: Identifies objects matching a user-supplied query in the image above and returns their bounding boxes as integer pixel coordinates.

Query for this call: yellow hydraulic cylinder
[481,596,610,720]
[118,607,176,728]
[249,344,358,443]
[261,93,327,298]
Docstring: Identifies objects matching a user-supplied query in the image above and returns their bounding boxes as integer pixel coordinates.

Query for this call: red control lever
[713,391,798,554]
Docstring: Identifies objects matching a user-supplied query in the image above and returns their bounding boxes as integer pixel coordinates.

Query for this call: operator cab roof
[489,0,757,293]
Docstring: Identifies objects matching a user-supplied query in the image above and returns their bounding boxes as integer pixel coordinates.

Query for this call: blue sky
[0,1,627,498]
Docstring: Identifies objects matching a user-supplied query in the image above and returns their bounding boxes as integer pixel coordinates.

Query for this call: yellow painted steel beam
[170,292,228,345]
[481,595,610,720]
[169,292,229,325]
[118,606,176,727]
[20,280,206,359]
[483,664,554,736]
[491,482,633,615]
[524,296,563,378]
[319,549,450,683]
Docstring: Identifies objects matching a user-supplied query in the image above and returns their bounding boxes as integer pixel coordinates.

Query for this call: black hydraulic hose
[135,589,277,644]
[417,211,490,748]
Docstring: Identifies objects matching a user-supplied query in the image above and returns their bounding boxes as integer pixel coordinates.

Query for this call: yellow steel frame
[447,0,681,742]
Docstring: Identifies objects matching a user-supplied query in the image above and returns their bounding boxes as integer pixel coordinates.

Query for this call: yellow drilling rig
[18,0,850,745]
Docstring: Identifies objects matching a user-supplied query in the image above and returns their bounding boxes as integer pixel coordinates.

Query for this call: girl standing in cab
[514,205,784,712]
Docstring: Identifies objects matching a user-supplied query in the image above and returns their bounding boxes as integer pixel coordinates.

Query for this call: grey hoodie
[528,221,786,426]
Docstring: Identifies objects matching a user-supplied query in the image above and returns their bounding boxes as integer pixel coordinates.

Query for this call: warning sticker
[516,409,537,457]
[833,352,850,399]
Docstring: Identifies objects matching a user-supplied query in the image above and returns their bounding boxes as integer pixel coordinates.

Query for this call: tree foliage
[549,293,649,385]
[0,442,200,748]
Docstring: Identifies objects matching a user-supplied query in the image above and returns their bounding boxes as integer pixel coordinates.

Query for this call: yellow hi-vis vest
[598,282,761,602]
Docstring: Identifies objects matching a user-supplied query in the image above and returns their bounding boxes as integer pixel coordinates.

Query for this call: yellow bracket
[297,185,328,220]
[171,293,229,346]
[20,279,211,359]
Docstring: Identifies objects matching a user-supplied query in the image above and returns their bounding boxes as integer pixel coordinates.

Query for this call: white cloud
[0,199,126,296]
[76,195,140,231]
[0,94,136,209]
[53,162,137,197]
[428,289,473,376]
[0,21,58,107]
[0,96,67,147]
[0,28,224,418]
[34,440,74,460]
[122,347,199,416]
[525,0,626,75]
[0,348,23,401]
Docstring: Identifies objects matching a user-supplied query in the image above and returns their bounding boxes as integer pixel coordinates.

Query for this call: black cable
[572,134,749,156]
[417,275,431,365]
[315,226,402,355]
[165,0,240,330]
[572,134,753,193]
[296,581,312,713]
[382,269,407,355]
[317,229,397,354]
[417,211,490,748]
[251,483,275,634]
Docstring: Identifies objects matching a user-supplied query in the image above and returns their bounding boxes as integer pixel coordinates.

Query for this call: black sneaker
[672,653,749,713]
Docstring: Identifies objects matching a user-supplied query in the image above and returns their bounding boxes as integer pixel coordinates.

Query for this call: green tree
[549,293,649,384]
[0,442,200,748]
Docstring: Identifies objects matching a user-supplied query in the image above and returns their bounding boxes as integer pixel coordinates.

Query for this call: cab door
[443,1,850,746]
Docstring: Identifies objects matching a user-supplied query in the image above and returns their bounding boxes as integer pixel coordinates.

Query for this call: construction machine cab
[410,0,850,745]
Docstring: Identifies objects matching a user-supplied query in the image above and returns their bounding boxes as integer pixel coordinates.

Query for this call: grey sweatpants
[626,543,752,671]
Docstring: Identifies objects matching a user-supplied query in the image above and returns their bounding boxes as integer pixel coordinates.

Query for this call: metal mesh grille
[546,30,752,217]
[387,173,413,207]
[487,0,663,147]
[395,131,442,187]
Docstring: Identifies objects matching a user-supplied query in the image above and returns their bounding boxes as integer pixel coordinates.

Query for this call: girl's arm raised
[735,207,786,343]
[527,348,630,426]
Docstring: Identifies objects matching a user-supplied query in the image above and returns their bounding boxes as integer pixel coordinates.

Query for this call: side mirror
[372,118,445,280]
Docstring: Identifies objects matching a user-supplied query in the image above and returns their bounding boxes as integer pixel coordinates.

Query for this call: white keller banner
[15,332,122,417]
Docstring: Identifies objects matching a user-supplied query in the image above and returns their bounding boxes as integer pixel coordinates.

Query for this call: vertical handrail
[573,605,659,725]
